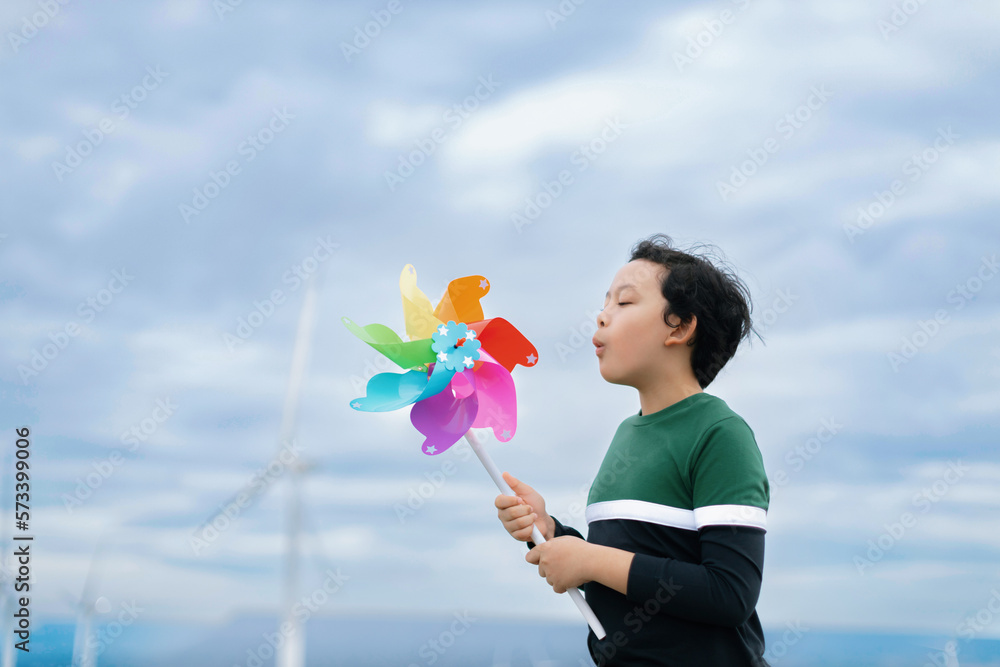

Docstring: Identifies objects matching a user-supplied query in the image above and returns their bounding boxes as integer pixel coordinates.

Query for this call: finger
[494,494,518,510]
[507,517,535,542]
[514,504,533,517]
[499,510,519,526]
[498,505,529,524]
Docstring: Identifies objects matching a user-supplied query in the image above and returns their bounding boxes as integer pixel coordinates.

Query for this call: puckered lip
[592,336,605,350]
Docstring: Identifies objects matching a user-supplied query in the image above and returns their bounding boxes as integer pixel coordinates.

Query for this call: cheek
[623,315,666,355]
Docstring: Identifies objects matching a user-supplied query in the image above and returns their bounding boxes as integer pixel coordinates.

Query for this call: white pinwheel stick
[463,429,607,640]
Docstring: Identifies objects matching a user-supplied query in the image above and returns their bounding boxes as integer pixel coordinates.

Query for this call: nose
[597,309,607,328]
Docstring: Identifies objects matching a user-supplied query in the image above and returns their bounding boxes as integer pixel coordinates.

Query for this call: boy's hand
[525,536,593,594]
[494,472,555,542]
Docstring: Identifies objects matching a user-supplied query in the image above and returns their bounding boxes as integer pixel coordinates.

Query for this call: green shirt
[587,391,769,529]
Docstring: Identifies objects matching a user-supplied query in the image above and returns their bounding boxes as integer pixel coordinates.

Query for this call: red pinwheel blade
[465,317,538,373]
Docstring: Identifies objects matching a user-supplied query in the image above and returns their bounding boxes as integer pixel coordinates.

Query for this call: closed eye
[618,302,630,306]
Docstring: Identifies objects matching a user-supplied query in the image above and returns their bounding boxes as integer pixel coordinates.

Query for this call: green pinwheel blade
[341,316,437,370]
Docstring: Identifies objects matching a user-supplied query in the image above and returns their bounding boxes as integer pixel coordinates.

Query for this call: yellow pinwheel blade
[400,264,443,341]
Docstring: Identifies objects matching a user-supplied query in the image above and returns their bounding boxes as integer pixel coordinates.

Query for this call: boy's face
[594,259,679,386]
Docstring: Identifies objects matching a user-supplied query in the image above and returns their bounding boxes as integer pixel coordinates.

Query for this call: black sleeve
[625,525,765,627]
[526,515,584,550]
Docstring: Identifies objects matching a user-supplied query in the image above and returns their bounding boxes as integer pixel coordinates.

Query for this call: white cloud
[15,134,59,161]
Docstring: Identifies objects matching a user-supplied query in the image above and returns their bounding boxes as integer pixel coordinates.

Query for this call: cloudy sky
[1,0,999,642]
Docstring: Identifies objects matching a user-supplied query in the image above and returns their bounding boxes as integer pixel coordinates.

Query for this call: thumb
[503,471,527,492]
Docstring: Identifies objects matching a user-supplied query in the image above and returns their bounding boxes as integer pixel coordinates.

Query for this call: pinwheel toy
[342,264,606,639]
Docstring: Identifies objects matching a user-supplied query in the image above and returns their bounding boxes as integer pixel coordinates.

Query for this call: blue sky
[1,0,999,643]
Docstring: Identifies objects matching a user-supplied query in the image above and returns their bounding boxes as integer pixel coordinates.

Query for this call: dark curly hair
[629,233,761,388]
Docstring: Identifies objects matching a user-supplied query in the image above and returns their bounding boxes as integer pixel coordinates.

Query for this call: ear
[664,313,697,348]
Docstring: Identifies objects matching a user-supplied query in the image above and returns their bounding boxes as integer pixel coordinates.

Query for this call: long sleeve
[625,524,765,627]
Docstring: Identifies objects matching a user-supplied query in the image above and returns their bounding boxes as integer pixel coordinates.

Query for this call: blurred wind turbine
[70,539,108,667]
[192,268,326,666]
[275,270,322,667]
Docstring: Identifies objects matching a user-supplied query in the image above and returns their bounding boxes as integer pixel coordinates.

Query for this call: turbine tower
[275,270,321,667]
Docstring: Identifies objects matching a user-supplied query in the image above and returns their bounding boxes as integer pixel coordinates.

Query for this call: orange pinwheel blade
[434,275,490,326]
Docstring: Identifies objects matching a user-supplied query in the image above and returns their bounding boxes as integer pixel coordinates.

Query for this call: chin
[597,363,611,382]
[598,364,631,387]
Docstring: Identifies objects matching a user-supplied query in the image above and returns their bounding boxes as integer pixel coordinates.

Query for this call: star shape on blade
[425,445,437,454]
[480,279,489,290]
[351,401,361,408]
[526,353,537,365]
[501,429,511,440]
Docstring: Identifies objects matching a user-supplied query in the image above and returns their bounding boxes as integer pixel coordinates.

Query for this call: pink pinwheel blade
[470,350,517,442]
[410,367,479,455]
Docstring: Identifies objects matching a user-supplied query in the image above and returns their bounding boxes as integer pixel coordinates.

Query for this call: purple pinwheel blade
[410,370,479,455]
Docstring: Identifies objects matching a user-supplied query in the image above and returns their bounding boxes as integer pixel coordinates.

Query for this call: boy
[496,234,770,666]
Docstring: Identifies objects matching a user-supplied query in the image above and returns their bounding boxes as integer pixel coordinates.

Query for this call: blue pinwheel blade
[350,363,455,412]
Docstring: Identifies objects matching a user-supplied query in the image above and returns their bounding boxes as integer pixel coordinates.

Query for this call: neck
[637,377,703,416]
